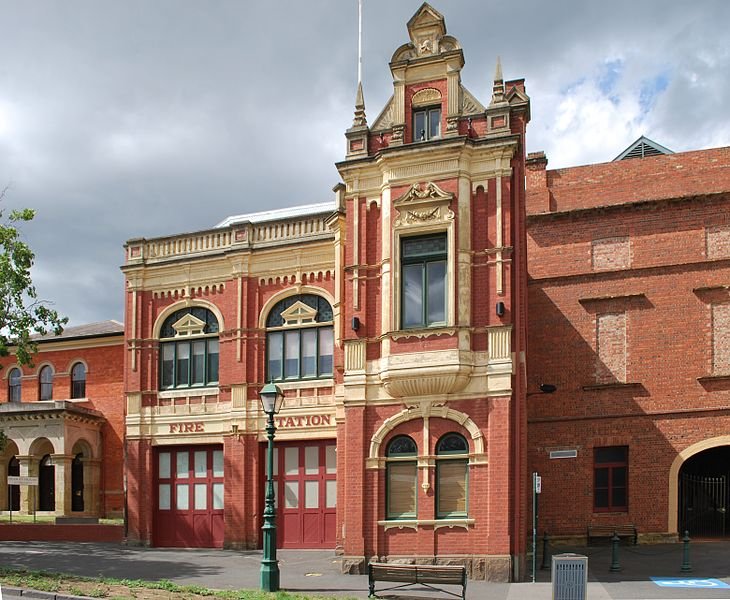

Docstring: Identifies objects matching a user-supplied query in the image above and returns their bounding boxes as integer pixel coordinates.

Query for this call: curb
[2,588,92,600]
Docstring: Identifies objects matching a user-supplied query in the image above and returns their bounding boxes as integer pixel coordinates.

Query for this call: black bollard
[540,531,549,570]
[681,530,692,573]
[609,531,621,572]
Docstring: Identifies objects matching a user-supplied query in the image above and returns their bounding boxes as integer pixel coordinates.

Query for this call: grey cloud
[0,0,728,325]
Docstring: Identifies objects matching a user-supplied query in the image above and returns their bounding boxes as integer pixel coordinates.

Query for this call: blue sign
[651,577,730,589]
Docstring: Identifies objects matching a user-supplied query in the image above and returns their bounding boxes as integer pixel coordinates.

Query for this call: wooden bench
[587,524,637,545]
[368,562,467,599]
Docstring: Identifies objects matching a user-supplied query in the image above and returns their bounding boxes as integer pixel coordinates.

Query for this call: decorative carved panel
[393,182,455,229]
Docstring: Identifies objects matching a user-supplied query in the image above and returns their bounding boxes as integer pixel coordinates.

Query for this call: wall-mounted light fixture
[539,383,557,394]
[496,301,505,317]
[351,316,361,331]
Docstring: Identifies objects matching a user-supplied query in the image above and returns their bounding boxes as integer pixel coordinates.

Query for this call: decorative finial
[352,81,367,128]
[491,56,506,105]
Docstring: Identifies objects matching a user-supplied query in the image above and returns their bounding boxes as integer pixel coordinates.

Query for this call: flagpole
[358,0,363,84]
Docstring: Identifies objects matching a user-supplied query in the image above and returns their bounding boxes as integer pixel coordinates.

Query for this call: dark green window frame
[266,326,334,382]
[265,294,334,383]
[401,233,447,329]
[160,338,219,390]
[435,433,469,519]
[386,435,418,520]
[159,308,220,390]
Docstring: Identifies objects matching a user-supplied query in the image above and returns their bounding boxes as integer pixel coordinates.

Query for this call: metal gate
[679,473,728,537]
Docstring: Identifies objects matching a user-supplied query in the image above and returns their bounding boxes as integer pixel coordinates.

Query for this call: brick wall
[526,146,730,539]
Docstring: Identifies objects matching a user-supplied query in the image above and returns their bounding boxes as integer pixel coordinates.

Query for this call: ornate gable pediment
[172,313,206,337]
[372,95,395,131]
[462,86,486,115]
[280,301,318,326]
[393,182,455,228]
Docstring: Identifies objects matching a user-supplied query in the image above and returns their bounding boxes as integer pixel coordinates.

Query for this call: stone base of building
[340,554,513,581]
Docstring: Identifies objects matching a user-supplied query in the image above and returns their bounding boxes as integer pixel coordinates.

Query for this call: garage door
[154,445,224,547]
[270,440,336,549]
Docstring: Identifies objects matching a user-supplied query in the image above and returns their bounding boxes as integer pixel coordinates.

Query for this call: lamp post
[259,381,284,592]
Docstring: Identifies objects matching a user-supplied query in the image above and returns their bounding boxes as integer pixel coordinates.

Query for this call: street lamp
[259,381,284,592]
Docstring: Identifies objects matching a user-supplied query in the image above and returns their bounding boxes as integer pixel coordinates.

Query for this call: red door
[154,445,224,547]
[269,440,336,549]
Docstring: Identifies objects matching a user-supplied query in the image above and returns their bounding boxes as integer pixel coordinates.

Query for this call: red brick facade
[0,323,125,520]
[526,146,730,542]
[3,2,729,584]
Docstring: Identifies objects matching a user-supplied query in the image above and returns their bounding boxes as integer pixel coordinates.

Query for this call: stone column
[17,455,35,514]
[53,454,73,515]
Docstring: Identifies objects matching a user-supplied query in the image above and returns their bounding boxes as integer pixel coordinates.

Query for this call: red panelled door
[270,440,337,549]
[154,446,224,547]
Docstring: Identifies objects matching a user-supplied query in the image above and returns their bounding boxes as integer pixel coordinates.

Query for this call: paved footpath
[0,541,729,599]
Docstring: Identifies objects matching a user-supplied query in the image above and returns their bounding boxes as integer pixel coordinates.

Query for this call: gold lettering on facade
[169,422,205,433]
[274,414,333,428]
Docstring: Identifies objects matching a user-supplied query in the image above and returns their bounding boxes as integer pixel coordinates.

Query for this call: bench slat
[368,562,466,599]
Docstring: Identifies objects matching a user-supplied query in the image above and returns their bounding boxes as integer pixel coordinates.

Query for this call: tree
[0,185,67,367]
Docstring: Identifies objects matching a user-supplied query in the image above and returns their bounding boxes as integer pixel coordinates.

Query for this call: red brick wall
[0,338,125,517]
[527,146,730,215]
[526,147,730,538]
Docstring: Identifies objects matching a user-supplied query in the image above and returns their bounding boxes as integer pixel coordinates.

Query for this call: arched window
[159,307,220,390]
[71,363,86,399]
[386,435,417,519]
[8,368,21,402]
[266,294,334,381]
[39,366,53,401]
[435,433,469,518]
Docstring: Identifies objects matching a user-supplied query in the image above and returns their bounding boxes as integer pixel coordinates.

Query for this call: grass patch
[0,567,351,600]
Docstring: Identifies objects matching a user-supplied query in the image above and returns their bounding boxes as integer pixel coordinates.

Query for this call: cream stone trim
[31,336,124,354]
[368,405,484,462]
[126,393,142,416]
[236,276,243,362]
[257,286,335,330]
[65,358,89,376]
[34,361,55,377]
[131,290,137,371]
[152,299,225,339]
[667,435,730,534]
[3,364,22,379]
[377,518,475,531]
[411,88,442,107]
[391,183,456,332]
[389,327,456,340]
[344,340,366,372]
[388,160,460,183]
[158,387,219,399]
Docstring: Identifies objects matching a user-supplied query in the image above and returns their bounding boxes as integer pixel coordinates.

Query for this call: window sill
[697,374,730,383]
[378,518,474,531]
[270,378,334,390]
[592,510,629,515]
[389,327,456,341]
[582,382,641,391]
[158,387,219,399]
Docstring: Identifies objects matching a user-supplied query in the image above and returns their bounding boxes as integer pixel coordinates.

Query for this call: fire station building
[1,2,730,582]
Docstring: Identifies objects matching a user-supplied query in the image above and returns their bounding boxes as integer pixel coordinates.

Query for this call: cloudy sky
[1,0,728,325]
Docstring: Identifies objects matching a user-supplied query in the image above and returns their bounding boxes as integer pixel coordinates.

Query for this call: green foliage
[0,429,6,451]
[0,186,67,367]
